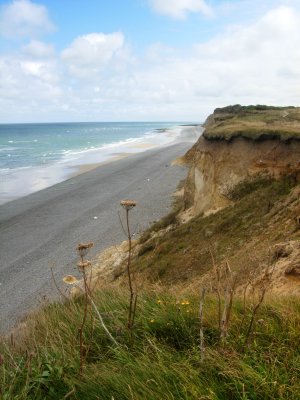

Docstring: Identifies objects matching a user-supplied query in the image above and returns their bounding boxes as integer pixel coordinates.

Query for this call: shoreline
[0,125,202,206]
[0,142,192,334]
[69,153,131,178]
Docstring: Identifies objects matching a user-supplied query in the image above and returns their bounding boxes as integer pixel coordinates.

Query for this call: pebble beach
[0,126,201,333]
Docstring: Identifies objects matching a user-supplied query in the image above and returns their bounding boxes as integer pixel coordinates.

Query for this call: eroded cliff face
[183,136,300,217]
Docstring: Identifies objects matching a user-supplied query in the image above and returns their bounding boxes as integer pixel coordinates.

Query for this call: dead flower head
[77,242,94,257]
[120,199,137,211]
[77,261,92,272]
[63,275,78,285]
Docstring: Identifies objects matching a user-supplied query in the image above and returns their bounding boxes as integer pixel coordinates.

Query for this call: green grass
[1,288,300,399]
[203,105,300,141]
[133,176,299,284]
[1,174,300,399]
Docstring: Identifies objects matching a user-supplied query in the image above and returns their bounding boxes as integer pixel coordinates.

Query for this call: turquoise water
[0,121,201,204]
[0,122,177,171]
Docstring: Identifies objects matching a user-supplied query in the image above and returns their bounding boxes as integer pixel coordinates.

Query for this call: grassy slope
[202,105,300,141]
[1,177,300,399]
[1,287,300,399]
[134,176,300,285]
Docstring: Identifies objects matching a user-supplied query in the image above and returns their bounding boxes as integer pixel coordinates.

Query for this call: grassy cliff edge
[202,105,300,141]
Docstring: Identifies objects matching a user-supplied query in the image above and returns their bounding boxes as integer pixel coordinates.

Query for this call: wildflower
[77,242,94,257]
[77,261,92,272]
[181,300,190,305]
[150,319,155,323]
[63,275,78,285]
[157,299,163,305]
[120,199,137,211]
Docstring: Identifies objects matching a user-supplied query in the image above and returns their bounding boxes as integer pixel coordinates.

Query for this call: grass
[203,105,300,141]
[1,287,300,399]
[133,176,299,284]
[1,174,300,399]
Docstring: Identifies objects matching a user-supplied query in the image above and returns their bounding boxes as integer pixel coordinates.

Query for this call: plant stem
[125,209,135,331]
[75,284,119,347]
[199,288,206,362]
[79,269,88,375]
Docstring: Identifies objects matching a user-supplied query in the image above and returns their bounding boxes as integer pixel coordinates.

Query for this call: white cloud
[0,0,55,38]
[78,5,299,119]
[61,32,127,78]
[22,40,55,58]
[149,0,213,19]
[0,53,61,121]
[193,6,300,99]
[1,5,300,122]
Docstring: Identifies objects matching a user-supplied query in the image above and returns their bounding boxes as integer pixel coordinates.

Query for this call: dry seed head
[120,199,136,211]
[63,275,78,285]
[77,242,94,256]
[77,261,92,272]
[77,242,94,251]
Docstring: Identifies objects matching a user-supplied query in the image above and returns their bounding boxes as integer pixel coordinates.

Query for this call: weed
[120,199,138,338]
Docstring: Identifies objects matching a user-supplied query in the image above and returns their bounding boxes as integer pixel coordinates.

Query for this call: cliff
[203,104,300,141]
[183,105,300,217]
[82,105,300,295]
[3,107,300,399]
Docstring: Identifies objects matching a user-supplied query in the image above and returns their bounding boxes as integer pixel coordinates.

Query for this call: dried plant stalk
[73,283,119,347]
[199,288,206,362]
[209,248,222,330]
[120,200,137,337]
[243,265,274,347]
[76,242,93,374]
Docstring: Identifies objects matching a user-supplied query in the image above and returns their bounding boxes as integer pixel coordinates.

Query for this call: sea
[0,121,201,205]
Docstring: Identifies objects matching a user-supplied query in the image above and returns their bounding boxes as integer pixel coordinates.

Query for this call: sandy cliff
[182,106,300,217]
[88,106,300,296]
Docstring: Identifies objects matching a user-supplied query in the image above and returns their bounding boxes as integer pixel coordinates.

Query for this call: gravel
[0,142,190,333]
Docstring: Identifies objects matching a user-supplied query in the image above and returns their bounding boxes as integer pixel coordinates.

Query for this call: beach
[0,141,192,333]
[0,122,201,205]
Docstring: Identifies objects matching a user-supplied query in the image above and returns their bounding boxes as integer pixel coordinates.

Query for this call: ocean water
[0,122,201,204]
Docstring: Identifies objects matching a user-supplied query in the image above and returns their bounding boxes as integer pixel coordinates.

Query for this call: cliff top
[203,105,300,141]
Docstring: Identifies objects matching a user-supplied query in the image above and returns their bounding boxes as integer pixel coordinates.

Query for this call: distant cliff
[182,105,300,217]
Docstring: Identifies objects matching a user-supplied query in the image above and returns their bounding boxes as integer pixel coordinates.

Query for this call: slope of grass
[1,287,300,399]
[203,105,300,141]
[134,176,299,284]
[1,175,300,399]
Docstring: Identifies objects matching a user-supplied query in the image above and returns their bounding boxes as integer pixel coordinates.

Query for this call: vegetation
[203,105,300,141]
[133,176,299,284]
[1,175,300,399]
[1,287,300,399]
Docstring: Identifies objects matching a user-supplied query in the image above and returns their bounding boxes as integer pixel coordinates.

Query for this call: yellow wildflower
[181,300,190,305]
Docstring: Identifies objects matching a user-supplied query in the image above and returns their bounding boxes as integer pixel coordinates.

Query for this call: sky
[0,0,299,123]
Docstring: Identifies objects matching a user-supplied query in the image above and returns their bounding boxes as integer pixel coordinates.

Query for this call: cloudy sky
[0,0,299,123]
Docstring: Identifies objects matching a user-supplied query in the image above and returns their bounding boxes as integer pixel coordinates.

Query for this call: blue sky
[0,0,299,122]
